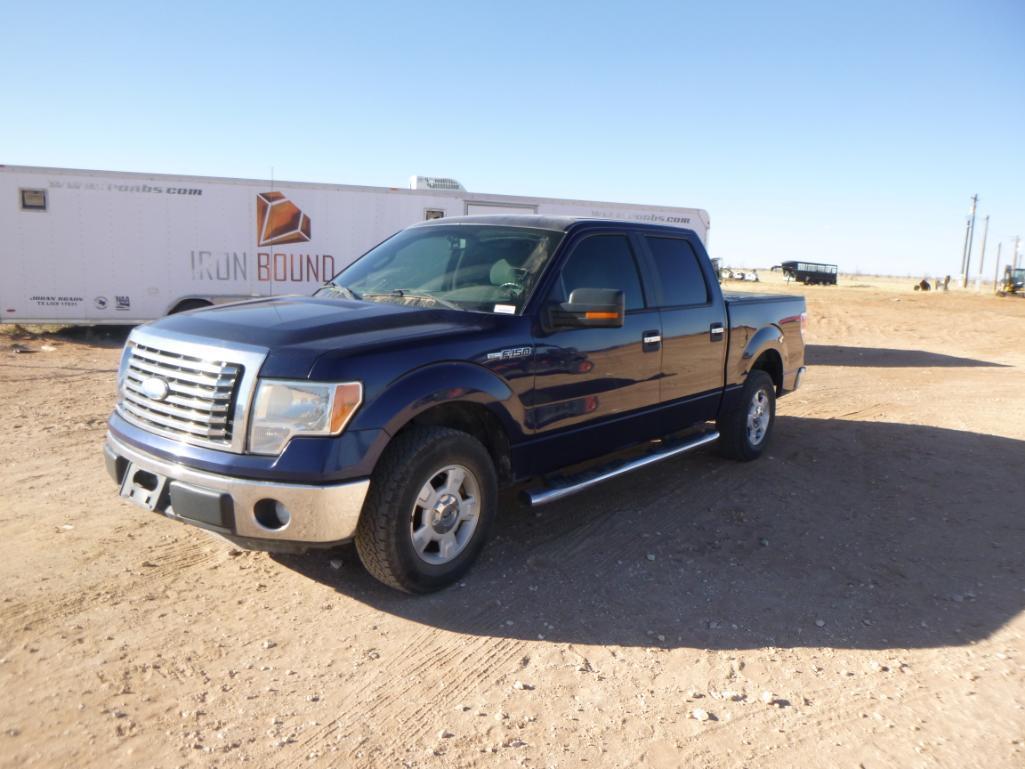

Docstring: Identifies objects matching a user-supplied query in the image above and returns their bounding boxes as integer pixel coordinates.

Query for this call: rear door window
[555,235,646,310]
[644,237,709,307]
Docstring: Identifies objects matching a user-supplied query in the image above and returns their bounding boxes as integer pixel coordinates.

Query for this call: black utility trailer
[780,261,838,285]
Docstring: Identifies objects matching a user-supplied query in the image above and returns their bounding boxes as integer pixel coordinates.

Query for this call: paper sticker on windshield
[494,304,516,314]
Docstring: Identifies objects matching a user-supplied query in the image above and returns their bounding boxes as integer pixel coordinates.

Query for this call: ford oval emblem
[141,376,171,401]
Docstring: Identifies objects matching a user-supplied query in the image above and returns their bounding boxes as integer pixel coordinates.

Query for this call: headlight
[248,380,362,455]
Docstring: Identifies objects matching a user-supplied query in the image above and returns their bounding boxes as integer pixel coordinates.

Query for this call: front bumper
[104,432,370,549]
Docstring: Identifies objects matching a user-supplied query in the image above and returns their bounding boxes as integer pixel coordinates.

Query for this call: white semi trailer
[0,165,709,324]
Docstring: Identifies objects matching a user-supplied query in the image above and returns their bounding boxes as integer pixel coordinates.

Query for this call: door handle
[709,323,725,342]
[642,330,661,351]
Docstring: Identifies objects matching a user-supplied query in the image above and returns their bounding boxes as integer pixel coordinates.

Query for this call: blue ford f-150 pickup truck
[105,215,806,592]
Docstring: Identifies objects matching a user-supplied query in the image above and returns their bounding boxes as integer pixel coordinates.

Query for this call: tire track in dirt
[708,684,943,768]
[275,634,528,768]
[0,532,219,639]
[352,638,528,764]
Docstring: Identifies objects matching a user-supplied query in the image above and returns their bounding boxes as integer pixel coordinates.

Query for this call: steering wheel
[499,282,522,295]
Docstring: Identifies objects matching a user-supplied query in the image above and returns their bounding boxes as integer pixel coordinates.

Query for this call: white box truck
[1,165,709,324]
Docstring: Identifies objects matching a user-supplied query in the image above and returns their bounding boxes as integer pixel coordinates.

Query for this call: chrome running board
[522,430,720,507]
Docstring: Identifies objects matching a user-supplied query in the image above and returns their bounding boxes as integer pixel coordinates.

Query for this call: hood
[150,295,495,377]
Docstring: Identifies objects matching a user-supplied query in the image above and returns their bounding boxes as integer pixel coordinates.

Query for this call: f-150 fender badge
[487,347,532,361]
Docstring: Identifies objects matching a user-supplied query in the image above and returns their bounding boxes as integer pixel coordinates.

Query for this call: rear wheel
[169,298,213,314]
[716,370,776,461]
[355,426,497,593]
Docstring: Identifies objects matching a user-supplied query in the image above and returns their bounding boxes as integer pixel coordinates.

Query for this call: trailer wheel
[169,299,213,314]
[355,426,497,593]
[716,370,776,461]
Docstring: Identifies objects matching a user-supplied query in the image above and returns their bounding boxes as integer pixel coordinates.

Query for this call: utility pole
[976,215,989,278]
[994,242,1002,291]
[960,219,971,275]
[962,194,978,288]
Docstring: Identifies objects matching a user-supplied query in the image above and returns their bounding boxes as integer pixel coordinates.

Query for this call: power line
[960,218,971,275]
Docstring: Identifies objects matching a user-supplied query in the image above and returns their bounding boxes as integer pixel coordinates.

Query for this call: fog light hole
[253,499,291,530]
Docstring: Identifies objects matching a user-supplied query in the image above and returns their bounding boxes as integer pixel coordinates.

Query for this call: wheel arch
[751,348,784,393]
[741,325,786,393]
[354,363,522,485]
[401,401,514,485]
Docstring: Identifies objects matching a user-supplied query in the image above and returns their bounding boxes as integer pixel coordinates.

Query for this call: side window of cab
[643,236,710,307]
[550,235,646,310]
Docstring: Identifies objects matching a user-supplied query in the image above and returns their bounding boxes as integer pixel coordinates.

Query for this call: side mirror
[548,288,625,328]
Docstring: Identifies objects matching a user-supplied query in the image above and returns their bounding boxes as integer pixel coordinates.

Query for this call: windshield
[319,224,564,314]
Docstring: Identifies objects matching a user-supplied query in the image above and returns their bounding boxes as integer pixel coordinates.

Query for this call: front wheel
[355,426,497,593]
[716,370,776,461]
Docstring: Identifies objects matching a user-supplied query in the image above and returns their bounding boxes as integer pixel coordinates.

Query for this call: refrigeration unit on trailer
[0,165,710,324]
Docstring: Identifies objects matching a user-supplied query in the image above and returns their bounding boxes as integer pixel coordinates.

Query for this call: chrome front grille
[120,342,243,449]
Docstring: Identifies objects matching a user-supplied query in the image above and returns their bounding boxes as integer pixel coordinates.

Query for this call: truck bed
[723,291,806,394]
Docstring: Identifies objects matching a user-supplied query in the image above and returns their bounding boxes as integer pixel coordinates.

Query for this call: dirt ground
[1,277,1024,769]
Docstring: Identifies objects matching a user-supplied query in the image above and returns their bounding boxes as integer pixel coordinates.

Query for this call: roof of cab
[409,214,699,237]
[410,214,585,231]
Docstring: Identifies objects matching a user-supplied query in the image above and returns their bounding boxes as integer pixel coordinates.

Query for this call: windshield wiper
[317,283,361,301]
[362,289,460,310]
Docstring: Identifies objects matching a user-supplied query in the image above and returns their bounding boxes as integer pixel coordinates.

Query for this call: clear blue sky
[3,0,1023,276]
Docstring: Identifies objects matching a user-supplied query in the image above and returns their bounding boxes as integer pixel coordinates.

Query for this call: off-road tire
[716,370,776,461]
[354,426,497,593]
